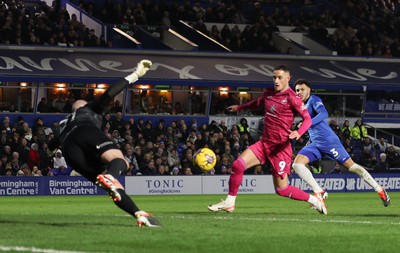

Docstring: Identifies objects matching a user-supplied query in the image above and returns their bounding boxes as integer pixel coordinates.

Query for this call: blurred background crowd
[1,0,399,56]
[0,114,399,177]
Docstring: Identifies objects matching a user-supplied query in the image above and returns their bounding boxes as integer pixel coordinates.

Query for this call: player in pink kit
[208,66,327,214]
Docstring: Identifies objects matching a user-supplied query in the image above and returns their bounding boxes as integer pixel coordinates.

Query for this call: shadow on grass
[0,218,134,227]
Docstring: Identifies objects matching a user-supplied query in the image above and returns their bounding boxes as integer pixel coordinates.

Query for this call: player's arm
[310,96,329,125]
[91,60,152,114]
[289,98,312,140]
[227,95,263,112]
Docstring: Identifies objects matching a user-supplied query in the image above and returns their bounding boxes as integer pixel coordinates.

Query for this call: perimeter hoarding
[1,174,400,196]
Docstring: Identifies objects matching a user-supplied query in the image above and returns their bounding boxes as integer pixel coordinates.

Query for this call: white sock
[293,163,323,193]
[348,163,382,192]
[307,195,319,206]
[226,195,236,205]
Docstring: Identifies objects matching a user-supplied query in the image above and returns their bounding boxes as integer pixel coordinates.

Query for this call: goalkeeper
[48,60,160,227]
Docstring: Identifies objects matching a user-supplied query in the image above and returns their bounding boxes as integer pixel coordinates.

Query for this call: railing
[366,123,400,147]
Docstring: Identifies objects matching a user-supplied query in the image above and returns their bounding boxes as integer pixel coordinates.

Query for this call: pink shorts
[248,140,292,178]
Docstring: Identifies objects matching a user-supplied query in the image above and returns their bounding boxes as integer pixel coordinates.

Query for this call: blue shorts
[298,141,350,164]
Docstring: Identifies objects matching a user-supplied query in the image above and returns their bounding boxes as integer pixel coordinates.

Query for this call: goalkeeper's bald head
[72,99,88,112]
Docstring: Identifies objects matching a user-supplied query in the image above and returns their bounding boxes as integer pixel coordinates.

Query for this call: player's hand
[226,105,239,112]
[135,59,152,78]
[289,130,301,140]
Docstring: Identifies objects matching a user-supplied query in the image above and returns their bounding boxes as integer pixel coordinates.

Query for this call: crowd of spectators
[1,0,399,56]
[0,0,109,47]
[0,113,399,178]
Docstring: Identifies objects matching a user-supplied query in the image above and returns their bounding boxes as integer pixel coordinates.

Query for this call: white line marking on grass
[166,215,400,226]
[12,212,400,226]
[0,245,104,253]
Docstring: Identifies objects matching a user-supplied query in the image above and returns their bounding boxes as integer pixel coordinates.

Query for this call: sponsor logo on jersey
[269,104,276,113]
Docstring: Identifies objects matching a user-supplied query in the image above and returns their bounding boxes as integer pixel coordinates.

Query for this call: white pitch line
[0,245,105,253]
[10,212,400,226]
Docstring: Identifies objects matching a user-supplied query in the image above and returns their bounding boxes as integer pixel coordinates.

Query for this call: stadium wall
[1,174,400,197]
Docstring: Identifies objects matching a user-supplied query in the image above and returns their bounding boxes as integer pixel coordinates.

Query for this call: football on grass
[194,148,217,172]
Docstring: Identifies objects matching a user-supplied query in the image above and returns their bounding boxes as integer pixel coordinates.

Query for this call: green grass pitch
[0,193,399,253]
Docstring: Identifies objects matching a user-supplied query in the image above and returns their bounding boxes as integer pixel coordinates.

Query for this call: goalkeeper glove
[125,59,152,84]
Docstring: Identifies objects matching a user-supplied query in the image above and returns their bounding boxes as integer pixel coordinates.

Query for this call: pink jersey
[238,87,311,144]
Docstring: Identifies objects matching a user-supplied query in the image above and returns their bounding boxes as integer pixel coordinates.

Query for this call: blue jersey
[298,95,350,164]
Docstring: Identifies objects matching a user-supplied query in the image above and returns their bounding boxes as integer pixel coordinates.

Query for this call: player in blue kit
[293,79,390,207]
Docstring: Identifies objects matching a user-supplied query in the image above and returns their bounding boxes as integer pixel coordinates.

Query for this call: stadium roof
[1,45,400,90]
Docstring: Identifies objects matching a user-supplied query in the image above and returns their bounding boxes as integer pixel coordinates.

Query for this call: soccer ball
[194,148,217,172]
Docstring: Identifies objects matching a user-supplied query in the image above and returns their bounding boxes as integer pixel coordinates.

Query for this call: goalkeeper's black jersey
[48,78,129,150]
[58,104,103,143]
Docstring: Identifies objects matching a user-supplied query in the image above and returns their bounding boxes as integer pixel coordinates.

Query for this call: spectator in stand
[183,166,193,175]
[156,164,168,175]
[359,148,377,169]
[111,130,124,149]
[0,116,12,136]
[142,120,156,142]
[11,159,21,175]
[32,117,47,145]
[221,145,235,164]
[124,146,140,173]
[374,153,390,173]
[13,116,25,134]
[37,97,49,112]
[32,165,42,176]
[38,142,52,175]
[16,169,25,176]
[18,121,31,139]
[231,141,241,159]
[207,135,221,153]
[328,119,340,136]
[340,119,351,141]
[51,149,71,175]
[253,165,264,175]
[141,158,156,175]
[309,160,322,174]
[2,145,12,163]
[218,120,228,135]
[101,112,112,132]
[362,137,374,155]
[343,137,353,152]
[237,118,250,137]
[351,119,368,142]
[375,136,388,155]
[11,151,22,167]
[167,148,181,169]
[329,162,342,174]
[111,112,124,133]
[194,131,206,150]
[170,166,180,175]
[28,143,41,170]
[21,163,32,176]
[341,119,351,133]
[386,146,400,168]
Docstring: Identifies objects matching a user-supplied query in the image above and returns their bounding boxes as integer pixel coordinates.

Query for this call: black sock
[107,158,126,177]
[113,189,140,217]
